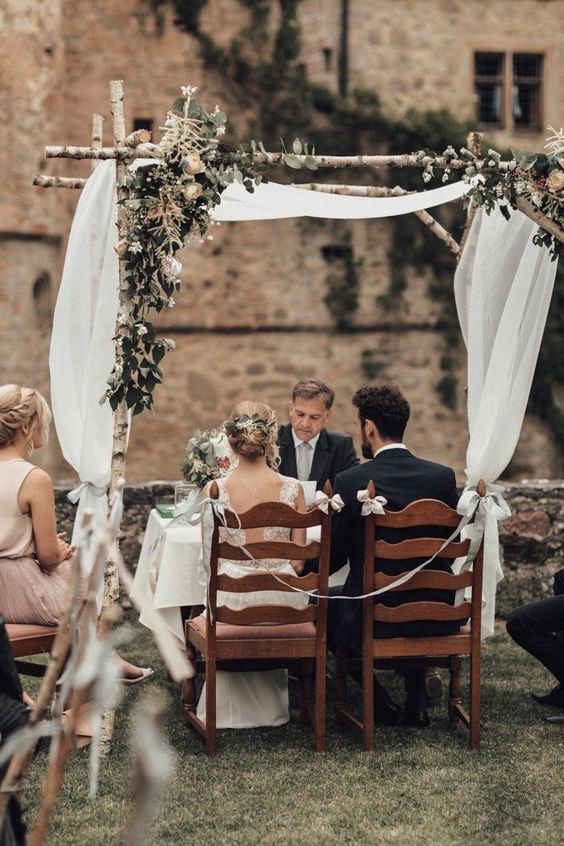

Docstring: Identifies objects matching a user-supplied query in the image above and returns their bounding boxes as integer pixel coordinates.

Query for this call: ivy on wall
[137,0,563,450]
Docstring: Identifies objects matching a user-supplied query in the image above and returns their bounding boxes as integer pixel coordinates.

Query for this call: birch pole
[297,182,460,255]
[97,80,130,757]
[457,131,483,263]
[91,113,104,172]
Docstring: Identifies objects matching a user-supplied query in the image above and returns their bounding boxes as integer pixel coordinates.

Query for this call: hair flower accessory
[224,414,274,438]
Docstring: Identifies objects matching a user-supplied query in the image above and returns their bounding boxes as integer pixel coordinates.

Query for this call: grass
[22,625,564,846]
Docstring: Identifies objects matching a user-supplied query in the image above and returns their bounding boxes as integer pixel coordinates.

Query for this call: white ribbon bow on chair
[312,490,345,513]
[357,489,388,515]
[457,483,512,525]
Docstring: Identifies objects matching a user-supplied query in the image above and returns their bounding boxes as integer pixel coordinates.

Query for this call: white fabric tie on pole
[454,207,558,638]
[49,160,119,593]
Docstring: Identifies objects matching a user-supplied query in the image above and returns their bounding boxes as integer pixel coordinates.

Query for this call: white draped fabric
[454,207,558,637]
[49,161,119,551]
[211,179,468,220]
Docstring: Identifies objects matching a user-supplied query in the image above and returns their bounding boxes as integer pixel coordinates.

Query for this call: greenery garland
[105,87,264,415]
[414,127,564,260]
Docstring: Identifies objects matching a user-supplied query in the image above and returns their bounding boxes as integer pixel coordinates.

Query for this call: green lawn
[22,625,564,845]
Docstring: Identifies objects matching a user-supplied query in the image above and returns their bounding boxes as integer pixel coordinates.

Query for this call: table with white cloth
[133,508,349,650]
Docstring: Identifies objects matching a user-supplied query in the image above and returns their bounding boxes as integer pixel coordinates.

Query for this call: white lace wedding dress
[196,474,309,728]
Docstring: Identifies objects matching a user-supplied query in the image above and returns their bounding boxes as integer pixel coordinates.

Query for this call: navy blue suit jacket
[330,447,464,650]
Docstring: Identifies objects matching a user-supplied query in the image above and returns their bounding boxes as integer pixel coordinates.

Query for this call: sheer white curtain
[454,207,558,637]
[49,161,118,547]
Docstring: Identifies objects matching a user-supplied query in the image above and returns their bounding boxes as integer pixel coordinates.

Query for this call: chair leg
[300,658,314,725]
[205,655,217,756]
[362,650,374,752]
[315,649,326,752]
[449,655,462,726]
[182,642,198,722]
[335,643,348,722]
[470,648,481,750]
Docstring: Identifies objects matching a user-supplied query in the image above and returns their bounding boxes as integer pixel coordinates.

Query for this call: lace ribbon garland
[147,483,511,606]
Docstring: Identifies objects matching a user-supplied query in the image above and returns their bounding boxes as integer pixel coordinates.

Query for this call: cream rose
[183,183,203,202]
[183,153,205,175]
[546,168,564,193]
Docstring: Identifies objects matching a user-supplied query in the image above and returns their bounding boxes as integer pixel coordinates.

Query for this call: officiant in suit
[278,379,358,490]
[329,384,463,726]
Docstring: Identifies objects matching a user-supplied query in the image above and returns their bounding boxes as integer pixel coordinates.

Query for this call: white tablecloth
[134,509,349,647]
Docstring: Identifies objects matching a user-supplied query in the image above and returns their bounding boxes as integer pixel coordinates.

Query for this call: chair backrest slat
[216,604,317,626]
[374,499,461,528]
[217,571,318,593]
[223,502,323,529]
[374,538,469,560]
[373,569,473,592]
[373,601,472,624]
[217,540,320,562]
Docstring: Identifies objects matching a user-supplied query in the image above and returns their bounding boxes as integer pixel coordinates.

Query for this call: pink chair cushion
[189,616,316,640]
[6,623,57,641]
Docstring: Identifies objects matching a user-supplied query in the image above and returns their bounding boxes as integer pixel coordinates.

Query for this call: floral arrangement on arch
[181,428,234,488]
[105,86,265,415]
[415,125,564,260]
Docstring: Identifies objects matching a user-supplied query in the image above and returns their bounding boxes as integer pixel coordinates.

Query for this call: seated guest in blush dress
[0,384,151,681]
[195,401,309,729]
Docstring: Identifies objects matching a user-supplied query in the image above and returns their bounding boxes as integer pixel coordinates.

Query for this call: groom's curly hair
[352,385,410,441]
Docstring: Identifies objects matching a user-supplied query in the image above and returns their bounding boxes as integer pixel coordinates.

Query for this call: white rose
[137,324,148,337]
[183,182,203,202]
[183,153,205,175]
[210,434,232,460]
[546,168,564,193]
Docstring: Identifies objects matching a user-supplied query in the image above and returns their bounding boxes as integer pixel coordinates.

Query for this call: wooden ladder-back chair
[183,481,332,755]
[336,479,485,751]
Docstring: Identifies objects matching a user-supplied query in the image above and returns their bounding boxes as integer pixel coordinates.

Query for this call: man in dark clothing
[278,379,358,491]
[329,385,464,725]
[506,568,564,724]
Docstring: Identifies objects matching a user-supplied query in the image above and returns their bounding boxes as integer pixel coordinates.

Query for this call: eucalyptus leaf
[284,154,301,169]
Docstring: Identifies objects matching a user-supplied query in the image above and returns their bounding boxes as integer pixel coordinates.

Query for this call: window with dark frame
[513,53,543,130]
[474,51,544,131]
[475,52,504,126]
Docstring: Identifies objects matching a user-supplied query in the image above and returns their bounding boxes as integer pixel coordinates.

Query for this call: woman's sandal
[120,667,154,685]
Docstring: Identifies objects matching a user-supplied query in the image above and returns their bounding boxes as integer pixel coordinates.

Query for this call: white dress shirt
[291,429,320,479]
[374,442,408,458]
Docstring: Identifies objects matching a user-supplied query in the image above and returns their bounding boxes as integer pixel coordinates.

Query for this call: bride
[196,400,309,729]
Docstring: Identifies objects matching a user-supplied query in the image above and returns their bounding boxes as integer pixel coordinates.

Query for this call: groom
[278,379,358,490]
[329,384,463,725]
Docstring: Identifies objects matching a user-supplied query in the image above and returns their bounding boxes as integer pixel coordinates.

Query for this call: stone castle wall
[299,0,564,151]
[1,0,562,482]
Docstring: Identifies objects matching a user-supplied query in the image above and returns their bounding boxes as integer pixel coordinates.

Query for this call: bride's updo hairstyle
[0,384,52,453]
[225,401,279,468]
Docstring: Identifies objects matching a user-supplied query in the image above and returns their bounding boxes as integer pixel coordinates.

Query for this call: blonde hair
[226,401,279,468]
[0,385,52,452]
